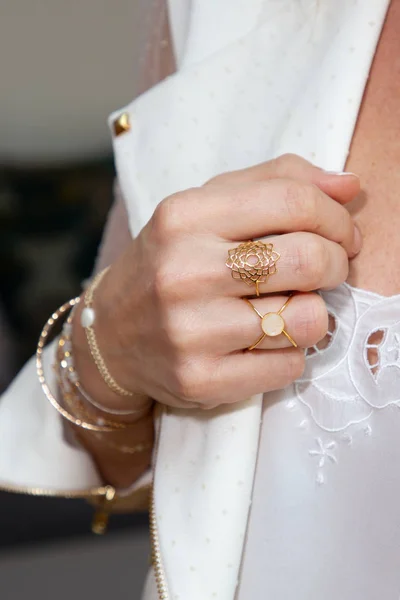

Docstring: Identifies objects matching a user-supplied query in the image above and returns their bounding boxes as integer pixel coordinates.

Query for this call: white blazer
[0,2,391,599]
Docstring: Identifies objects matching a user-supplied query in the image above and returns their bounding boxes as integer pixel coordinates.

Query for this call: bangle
[58,359,152,453]
[57,334,150,428]
[36,298,139,433]
[81,268,134,397]
[61,312,145,417]
[55,349,127,431]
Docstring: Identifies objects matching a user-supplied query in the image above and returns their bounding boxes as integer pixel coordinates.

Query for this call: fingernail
[325,170,360,179]
[352,223,363,255]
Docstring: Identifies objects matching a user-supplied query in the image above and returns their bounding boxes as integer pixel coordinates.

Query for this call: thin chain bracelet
[82,268,134,397]
[36,298,139,433]
[56,344,134,431]
[57,333,149,432]
[92,433,153,455]
[61,311,145,417]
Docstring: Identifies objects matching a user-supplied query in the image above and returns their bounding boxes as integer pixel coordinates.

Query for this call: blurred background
[0,1,155,596]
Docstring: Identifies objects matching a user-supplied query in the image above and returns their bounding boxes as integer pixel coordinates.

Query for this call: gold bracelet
[60,311,145,417]
[57,335,149,431]
[36,298,138,433]
[81,268,134,397]
[56,352,125,430]
[91,434,152,455]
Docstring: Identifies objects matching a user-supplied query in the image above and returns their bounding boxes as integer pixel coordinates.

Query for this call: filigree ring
[226,241,280,296]
[244,295,297,350]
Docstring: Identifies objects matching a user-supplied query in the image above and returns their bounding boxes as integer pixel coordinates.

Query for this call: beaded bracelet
[55,341,152,453]
[61,310,144,417]
[55,349,129,431]
[91,433,152,455]
[81,268,134,397]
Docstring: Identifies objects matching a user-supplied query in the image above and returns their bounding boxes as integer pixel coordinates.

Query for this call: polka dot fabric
[109,1,391,599]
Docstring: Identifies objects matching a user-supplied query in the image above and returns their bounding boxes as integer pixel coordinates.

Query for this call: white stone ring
[244,294,298,351]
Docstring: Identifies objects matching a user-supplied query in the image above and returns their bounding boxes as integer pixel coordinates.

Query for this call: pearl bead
[81,307,95,328]
[261,313,284,337]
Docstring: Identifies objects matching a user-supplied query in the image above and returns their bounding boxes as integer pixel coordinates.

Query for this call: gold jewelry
[82,268,134,397]
[245,294,298,350]
[56,341,130,429]
[61,312,144,417]
[226,240,280,296]
[57,335,150,431]
[36,298,138,432]
[92,434,152,455]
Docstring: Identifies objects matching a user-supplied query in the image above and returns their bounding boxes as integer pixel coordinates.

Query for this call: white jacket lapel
[110,1,390,598]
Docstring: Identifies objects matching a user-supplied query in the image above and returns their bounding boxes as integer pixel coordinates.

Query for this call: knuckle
[274,153,301,174]
[163,312,188,351]
[338,247,350,281]
[172,360,206,404]
[206,171,231,186]
[284,181,318,227]
[153,259,178,301]
[293,235,329,288]
[200,401,220,411]
[151,197,178,240]
[340,209,354,245]
[266,350,305,390]
[151,190,193,240]
[294,294,329,344]
[284,349,306,382]
[153,252,203,305]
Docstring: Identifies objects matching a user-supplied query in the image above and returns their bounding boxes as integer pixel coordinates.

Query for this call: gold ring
[226,241,280,296]
[244,294,297,350]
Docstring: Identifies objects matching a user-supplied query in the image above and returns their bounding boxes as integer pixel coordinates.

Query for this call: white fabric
[0,342,102,491]
[110,2,392,598]
[0,2,397,600]
[166,0,191,66]
[240,284,400,599]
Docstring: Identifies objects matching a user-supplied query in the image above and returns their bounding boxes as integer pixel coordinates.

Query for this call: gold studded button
[113,112,131,136]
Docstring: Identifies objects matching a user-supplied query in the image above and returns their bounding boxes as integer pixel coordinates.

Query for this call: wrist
[71,297,152,420]
[74,404,155,489]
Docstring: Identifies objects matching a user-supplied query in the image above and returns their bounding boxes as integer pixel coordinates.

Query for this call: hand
[73,154,361,411]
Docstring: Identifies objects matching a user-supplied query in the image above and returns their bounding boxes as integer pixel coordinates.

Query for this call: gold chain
[36,298,137,432]
[83,268,134,397]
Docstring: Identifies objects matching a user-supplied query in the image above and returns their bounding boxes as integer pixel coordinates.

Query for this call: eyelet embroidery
[379,331,400,371]
[306,312,337,358]
[289,284,400,485]
[365,329,387,378]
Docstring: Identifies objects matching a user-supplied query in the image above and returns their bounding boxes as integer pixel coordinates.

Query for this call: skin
[70,1,399,488]
[71,157,361,486]
[346,0,400,295]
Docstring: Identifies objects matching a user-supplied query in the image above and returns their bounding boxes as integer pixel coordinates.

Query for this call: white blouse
[240,284,400,599]
[136,2,397,598]
[1,2,398,600]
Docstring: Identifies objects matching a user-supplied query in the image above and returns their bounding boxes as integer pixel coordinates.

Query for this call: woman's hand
[73,154,361,412]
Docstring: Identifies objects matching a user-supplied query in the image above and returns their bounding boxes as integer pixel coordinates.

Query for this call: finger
[195,179,361,256]
[203,292,328,353]
[206,153,360,205]
[199,347,306,408]
[222,232,349,295]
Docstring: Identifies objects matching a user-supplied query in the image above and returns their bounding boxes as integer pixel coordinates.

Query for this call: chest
[346,0,400,296]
